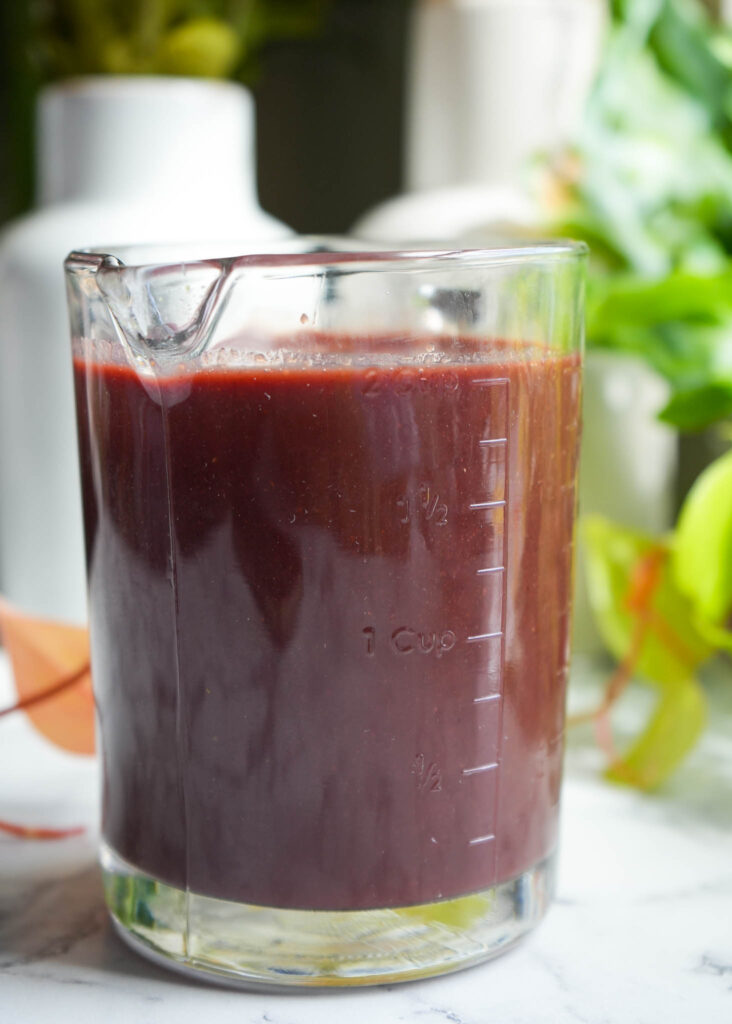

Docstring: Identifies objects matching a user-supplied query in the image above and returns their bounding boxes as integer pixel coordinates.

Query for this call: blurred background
[0,1,729,225]
[0,0,411,232]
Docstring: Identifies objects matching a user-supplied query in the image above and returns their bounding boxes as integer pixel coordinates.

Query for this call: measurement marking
[476,565,504,576]
[473,693,501,705]
[466,631,503,644]
[469,833,496,846]
[478,437,507,447]
[462,762,499,777]
[469,500,506,511]
[471,378,510,386]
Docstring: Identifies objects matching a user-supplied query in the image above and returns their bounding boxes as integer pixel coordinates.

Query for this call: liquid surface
[74,336,581,911]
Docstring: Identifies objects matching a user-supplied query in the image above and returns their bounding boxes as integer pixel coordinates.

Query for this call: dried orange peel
[0,596,94,755]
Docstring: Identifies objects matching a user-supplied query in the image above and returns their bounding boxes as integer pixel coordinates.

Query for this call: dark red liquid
[74,336,580,911]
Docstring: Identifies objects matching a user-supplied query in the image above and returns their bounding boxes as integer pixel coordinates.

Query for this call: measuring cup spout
[89,253,235,367]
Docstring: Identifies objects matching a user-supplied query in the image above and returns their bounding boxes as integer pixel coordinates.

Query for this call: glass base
[102,842,555,990]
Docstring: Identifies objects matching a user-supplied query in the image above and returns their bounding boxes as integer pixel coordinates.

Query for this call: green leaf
[673,447,732,626]
[582,515,713,789]
[585,270,732,409]
[582,517,713,685]
[605,673,706,790]
[610,0,664,35]
[587,270,732,337]
[659,382,732,431]
[649,0,732,141]
[693,617,732,655]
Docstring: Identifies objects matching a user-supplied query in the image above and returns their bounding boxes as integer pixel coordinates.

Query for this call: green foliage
[604,674,706,789]
[32,0,332,83]
[582,517,710,789]
[649,0,732,144]
[543,0,732,431]
[658,381,732,432]
[583,447,732,789]
[583,518,712,685]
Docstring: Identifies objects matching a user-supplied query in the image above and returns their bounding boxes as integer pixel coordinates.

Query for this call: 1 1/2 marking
[397,484,448,527]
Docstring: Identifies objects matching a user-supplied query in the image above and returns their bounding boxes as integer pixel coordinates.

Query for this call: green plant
[581,448,732,788]
[32,0,332,83]
[541,0,732,431]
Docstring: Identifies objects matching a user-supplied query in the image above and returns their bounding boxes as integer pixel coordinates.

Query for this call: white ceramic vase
[356,0,606,239]
[405,0,606,194]
[0,77,291,623]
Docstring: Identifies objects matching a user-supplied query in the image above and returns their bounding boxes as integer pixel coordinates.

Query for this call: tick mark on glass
[466,631,503,644]
[468,833,496,846]
[462,762,499,777]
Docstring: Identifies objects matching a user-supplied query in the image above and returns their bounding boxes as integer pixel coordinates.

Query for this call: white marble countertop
[1,652,731,1024]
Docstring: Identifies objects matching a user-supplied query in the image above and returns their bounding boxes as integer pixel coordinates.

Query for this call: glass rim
[65,237,588,278]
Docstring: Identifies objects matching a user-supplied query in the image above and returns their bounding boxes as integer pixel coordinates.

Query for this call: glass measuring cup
[65,240,585,988]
